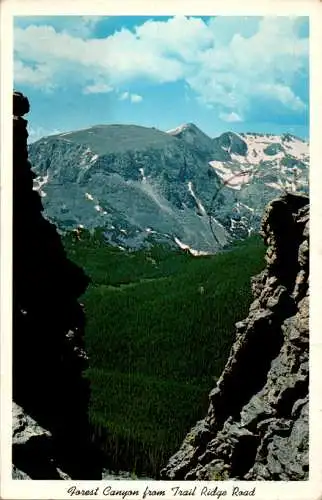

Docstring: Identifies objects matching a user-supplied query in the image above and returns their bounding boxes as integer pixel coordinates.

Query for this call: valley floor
[63,233,266,477]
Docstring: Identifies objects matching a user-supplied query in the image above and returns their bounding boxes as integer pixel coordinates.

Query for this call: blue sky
[14,15,309,142]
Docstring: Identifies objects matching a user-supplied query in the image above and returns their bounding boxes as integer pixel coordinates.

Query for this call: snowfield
[209,161,252,190]
[209,133,308,193]
[229,133,308,166]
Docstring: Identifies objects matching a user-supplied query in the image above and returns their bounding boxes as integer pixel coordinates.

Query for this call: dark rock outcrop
[12,91,102,479]
[161,193,309,481]
[213,132,248,157]
[12,402,71,480]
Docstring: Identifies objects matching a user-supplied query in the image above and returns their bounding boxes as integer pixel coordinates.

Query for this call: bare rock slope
[29,123,308,253]
[161,192,309,481]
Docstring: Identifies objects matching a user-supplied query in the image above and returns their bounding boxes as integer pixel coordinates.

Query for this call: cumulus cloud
[14,15,308,121]
[119,91,130,101]
[220,112,243,123]
[254,83,306,111]
[119,91,142,103]
[130,94,143,103]
[186,17,308,120]
[134,15,213,63]
[15,15,101,38]
[14,60,55,92]
[83,82,113,94]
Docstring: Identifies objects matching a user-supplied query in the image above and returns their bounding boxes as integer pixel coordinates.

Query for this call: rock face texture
[12,402,71,480]
[12,91,102,479]
[28,123,308,253]
[161,192,309,481]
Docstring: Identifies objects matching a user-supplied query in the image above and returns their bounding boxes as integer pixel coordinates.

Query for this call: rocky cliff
[12,91,102,479]
[161,192,309,480]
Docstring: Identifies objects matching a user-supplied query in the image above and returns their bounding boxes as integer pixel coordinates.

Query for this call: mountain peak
[47,123,178,155]
[166,123,203,136]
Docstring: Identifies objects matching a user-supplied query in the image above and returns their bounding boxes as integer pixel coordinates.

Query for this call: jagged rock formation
[12,91,102,479]
[161,192,309,480]
[12,402,71,480]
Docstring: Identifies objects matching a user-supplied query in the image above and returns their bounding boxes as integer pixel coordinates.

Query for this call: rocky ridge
[12,91,102,479]
[28,123,308,253]
[161,192,309,480]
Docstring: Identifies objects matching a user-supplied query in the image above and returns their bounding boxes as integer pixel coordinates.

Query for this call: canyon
[12,91,309,481]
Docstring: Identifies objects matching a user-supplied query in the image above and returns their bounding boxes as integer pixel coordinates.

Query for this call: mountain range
[29,123,309,253]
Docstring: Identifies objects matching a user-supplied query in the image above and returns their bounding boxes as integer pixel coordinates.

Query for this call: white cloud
[15,16,102,38]
[14,16,308,119]
[83,82,113,94]
[134,15,213,63]
[119,91,129,101]
[187,17,308,117]
[207,16,261,45]
[130,94,142,103]
[220,112,243,123]
[14,60,55,92]
[14,22,184,87]
[254,83,306,111]
[119,91,142,103]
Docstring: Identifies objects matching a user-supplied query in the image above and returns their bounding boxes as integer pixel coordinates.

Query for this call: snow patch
[283,138,309,158]
[230,218,240,230]
[230,219,254,237]
[166,124,190,135]
[209,161,234,177]
[139,168,147,183]
[90,154,98,163]
[209,162,251,190]
[265,182,284,191]
[231,153,247,164]
[174,236,210,256]
[242,134,285,165]
[33,174,49,192]
[237,201,255,213]
[188,181,207,215]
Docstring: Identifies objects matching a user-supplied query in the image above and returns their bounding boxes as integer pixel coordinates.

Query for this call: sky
[13,15,309,142]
